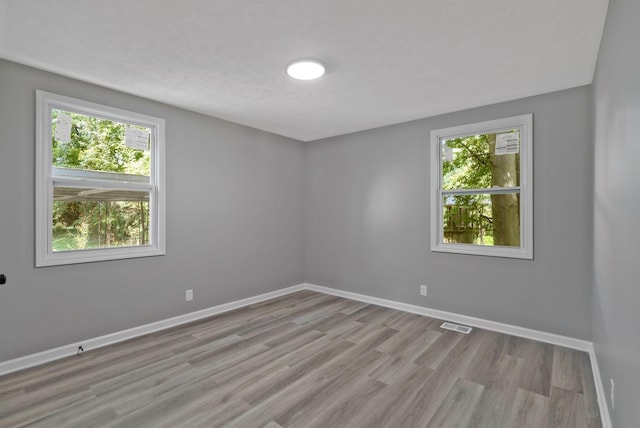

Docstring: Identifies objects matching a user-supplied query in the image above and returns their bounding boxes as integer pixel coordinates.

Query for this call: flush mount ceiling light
[286,59,325,80]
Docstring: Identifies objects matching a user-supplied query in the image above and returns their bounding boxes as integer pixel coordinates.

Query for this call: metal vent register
[440,322,473,334]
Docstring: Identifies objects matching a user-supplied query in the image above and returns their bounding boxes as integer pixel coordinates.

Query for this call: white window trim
[35,90,166,267]
[430,114,533,259]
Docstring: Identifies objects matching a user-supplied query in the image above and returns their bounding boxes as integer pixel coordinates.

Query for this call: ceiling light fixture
[286,59,325,80]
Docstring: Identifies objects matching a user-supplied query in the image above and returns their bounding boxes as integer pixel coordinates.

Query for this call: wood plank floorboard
[0,290,602,427]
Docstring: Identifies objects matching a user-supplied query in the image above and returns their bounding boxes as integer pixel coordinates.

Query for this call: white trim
[430,114,533,259]
[35,90,166,267]
[442,186,521,196]
[587,344,613,428]
[0,284,305,376]
[0,282,611,428]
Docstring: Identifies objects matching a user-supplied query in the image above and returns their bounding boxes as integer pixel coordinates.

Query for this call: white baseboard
[0,283,305,376]
[303,283,592,351]
[302,282,612,428]
[0,281,611,428]
[587,344,613,428]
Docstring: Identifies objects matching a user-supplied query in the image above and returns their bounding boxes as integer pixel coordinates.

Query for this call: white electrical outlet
[185,289,194,301]
[420,284,428,296]
[610,379,615,409]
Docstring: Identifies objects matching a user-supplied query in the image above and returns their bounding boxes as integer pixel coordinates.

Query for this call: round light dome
[286,59,325,80]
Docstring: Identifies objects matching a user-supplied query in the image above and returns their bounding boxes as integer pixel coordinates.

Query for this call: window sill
[431,243,533,259]
[36,246,165,267]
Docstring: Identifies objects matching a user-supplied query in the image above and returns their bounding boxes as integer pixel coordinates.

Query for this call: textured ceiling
[0,0,609,141]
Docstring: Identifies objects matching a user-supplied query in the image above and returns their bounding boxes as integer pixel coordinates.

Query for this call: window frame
[430,114,533,259]
[35,90,166,267]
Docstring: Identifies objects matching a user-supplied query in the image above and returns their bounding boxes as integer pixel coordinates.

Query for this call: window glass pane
[51,109,150,178]
[442,131,520,190]
[52,186,150,252]
[442,192,520,247]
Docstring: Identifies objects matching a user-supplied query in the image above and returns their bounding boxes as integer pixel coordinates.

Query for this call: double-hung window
[36,91,165,266]
[430,114,533,259]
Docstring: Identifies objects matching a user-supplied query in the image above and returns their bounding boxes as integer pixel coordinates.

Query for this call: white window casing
[430,114,533,259]
[35,90,166,266]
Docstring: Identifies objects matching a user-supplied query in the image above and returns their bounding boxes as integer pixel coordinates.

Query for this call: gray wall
[0,59,305,362]
[305,86,594,340]
[592,0,640,425]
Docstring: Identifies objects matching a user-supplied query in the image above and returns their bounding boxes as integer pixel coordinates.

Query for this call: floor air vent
[440,322,473,334]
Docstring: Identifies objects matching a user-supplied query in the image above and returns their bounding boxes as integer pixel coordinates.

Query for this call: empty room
[0,0,637,427]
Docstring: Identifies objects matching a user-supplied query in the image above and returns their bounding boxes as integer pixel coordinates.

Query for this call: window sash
[51,191,153,252]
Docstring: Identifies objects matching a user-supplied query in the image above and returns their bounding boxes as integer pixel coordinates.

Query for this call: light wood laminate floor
[0,290,602,427]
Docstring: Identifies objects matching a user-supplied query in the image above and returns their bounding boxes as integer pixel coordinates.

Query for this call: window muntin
[430,115,532,259]
[36,91,165,266]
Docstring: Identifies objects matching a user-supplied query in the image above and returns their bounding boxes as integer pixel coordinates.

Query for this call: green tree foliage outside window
[442,132,520,247]
[51,110,151,252]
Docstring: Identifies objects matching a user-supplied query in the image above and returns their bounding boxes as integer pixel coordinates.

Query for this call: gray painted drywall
[592,0,640,425]
[0,59,305,362]
[304,86,593,340]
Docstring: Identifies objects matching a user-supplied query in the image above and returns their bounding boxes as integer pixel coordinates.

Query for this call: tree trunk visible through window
[488,134,520,246]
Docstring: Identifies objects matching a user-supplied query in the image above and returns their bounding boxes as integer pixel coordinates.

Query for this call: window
[36,91,165,266]
[430,114,533,259]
